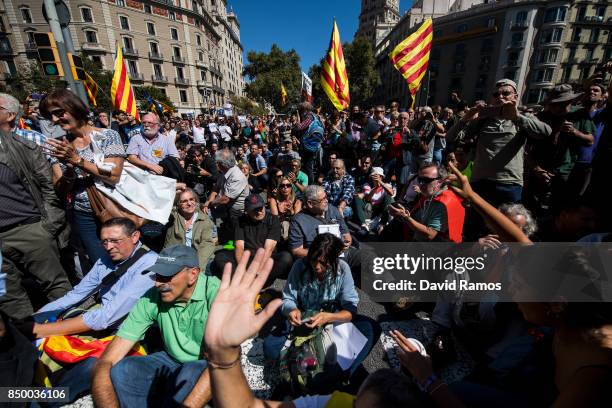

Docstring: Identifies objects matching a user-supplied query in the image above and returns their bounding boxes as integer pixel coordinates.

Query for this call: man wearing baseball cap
[446,77,551,212]
[92,245,220,407]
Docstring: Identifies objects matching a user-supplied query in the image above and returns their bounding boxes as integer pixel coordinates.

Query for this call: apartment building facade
[0,0,245,114]
[373,0,611,107]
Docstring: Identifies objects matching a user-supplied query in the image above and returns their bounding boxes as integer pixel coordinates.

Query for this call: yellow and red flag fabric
[111,45,139,121]
[321,19,350,111]
[280,82,287,106]
[389,19,433,106]
[84,71,99,108]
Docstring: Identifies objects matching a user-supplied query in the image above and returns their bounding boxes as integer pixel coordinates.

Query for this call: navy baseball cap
[245,193,265,212]
[144,245,199,277]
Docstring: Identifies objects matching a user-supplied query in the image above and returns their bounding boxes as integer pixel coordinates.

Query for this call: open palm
[205,249,282,350]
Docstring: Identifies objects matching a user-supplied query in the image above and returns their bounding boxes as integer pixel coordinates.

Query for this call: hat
[245,193,265,212]
[371,167,385,177]
[144,245,199,277]
[545,84,583,104]
[495,78,518,92]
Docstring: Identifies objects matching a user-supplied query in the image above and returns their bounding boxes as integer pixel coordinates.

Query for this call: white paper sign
[317,224,341,238]
[332,322,368,371]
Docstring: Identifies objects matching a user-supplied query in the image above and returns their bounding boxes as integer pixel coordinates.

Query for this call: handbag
[86,182,147,228]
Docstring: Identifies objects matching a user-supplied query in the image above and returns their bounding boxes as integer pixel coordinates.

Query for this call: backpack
[302,114,325,153]
[279,320,341,396]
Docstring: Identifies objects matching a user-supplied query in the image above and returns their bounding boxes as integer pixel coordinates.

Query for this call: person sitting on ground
[263,234,380,388]
[322,159,356,219]
[126,112,181,177]
[91,245,220,408]
[288,185,362,284]
[213,193,292,286]
[353,167,394,235]
[31,217,157,405]
[285,158,309,198]
[388,162,465,243]
[202,248,415,408]
[164,188,217,269]
[248,143,268,187]
[269,176,302,242]
[276,135,301,167]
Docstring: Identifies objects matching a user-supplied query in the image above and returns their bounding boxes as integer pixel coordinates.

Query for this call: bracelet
[428,381,447,395]
[206,352,241,369]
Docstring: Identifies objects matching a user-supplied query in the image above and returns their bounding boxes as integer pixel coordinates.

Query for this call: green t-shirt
[293,171,309,197]
[117,273,220,363]
[412,197,448,242]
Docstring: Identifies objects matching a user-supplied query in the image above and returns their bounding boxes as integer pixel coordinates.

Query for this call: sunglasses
[417,176,439,184]
[493,90,515,98]
[49,108,66,118]
[280,184,291,188]
[154,274,173,283]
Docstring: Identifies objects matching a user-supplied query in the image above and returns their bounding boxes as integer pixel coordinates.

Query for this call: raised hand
[205,249,282,355]
[446,162,474,200]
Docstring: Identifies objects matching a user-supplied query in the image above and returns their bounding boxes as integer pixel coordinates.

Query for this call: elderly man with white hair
[321,158,356,218]
[127,112,180,175]
[0,92,71,320]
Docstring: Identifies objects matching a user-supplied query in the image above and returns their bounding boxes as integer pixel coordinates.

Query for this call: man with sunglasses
[93,244,220,407]
[447,78,551,208]
[389,163,465,243]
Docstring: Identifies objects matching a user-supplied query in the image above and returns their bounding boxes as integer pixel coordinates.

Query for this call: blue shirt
[15,127,47,147]
[288,205,349,250]
[36,244,158,331]
[576,108,604,164]
[281,259,358,316]
[127,132,179,165]
[322,174,356,206]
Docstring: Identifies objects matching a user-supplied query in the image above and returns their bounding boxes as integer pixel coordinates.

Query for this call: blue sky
[230,0,414,73]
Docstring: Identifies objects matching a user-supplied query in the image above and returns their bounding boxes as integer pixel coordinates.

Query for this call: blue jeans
[110,351,208,407]
[263,314,380,377]
[71,210,110,266]
[433,149,443,165]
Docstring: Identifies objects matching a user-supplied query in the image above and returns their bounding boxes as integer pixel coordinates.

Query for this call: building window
[127,60,138,74]
[572,28,582,42]
[516,11,527,24]
[534,68,553,82]
[85,30,98,43]
[180,90,188,103]
[567,47,576,61]
[90,55,102,66]
[577,6,586,22]
[176,66,184,79]
[144,4,151,14]
[119,16,130,30]
[541,28,563,44]
[81,8,93,23]
[544,7,566,23]
[147,22,156,36]
[25,31,36,46]
[153,64,163,77]
[562,67,572,82]
[150,42,159,55]
[20,8,33,24]
[173,47,181,58]
[538,48,558,63]
[585,47,594,61]
[487,18,495,28]
[117,0,125,6]
[590,28,600,43]
[198,51,203,61]
[200,70,206,81]
[170,28,179,41]
[123,37,133,51]
[169,11,176,21]
[196,34,202,46]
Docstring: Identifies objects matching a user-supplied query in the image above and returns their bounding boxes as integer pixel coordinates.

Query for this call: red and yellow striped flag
[111,45,139,121]
[389,19,433,106]
[280,82,287,106]
[84,71,99,108]
[321,19,350,111]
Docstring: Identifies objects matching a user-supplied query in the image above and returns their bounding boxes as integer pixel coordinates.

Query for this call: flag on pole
[84,72,99,108]
[321,19,349,111]
[389,19,433,107]
[280,82,287,105]
[110,45,139,121]
[301,72,312,103]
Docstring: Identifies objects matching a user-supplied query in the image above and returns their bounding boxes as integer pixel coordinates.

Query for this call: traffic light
[67,53,86,81]
[33,32,64,77]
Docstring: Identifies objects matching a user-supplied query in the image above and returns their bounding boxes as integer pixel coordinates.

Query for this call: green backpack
[279,320,341,396]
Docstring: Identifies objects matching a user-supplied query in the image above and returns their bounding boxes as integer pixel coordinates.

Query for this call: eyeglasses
[493,90,515,98]
[154,274,173,283]
[142,121,159,126]
[280,184,291,188]
[49,108,66,118]
[101,237,128,247]
[310,196,328,203]
[417,176,439,184]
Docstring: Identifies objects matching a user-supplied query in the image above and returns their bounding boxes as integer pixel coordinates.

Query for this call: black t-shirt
[235,212,281,251]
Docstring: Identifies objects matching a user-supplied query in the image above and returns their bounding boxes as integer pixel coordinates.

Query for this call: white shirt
[192,126,206,144]
[218,125,232,142]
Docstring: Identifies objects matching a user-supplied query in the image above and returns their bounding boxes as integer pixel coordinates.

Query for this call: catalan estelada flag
[280,82,287,106]
[321,19,350,111]
[84,71,99,108]
[389,19,433,106]
[111,45,139,121]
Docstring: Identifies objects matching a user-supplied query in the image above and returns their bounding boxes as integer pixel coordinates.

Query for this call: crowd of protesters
[0,60,611,408]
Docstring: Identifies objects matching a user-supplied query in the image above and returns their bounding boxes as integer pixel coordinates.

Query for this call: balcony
[579,57,600,65]
[151,74,168,83]
[122,47,139,57]
[212,85,225,95]
[148,51,164,61]
[196,80,207,88]
[175,77,190,86]
[196,59,207,68]
[209,66,223,77]
[507,40,525,49]
[510,21,529,30]
[128,72,144,81]
[82,42,106,52]
[573,15,611,26]
[172,55,186,64]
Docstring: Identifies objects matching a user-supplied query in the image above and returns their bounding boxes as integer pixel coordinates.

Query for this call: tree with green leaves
[243,44,301,112]
[0,61,65,103]
[229,95,267,116]
[134,85,176,113]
